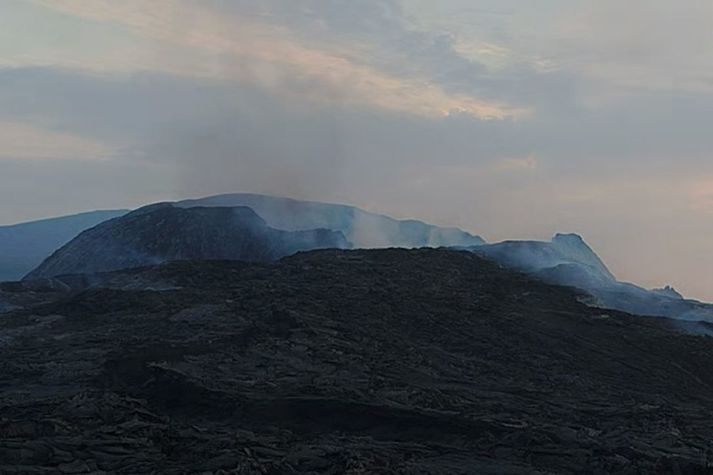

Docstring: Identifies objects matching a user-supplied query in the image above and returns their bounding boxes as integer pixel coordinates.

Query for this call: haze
[1,1,712,301]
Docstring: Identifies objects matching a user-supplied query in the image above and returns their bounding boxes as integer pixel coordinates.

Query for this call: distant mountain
[0,210,127,281]
[25,204,349,279]
[475,233,615,286]
[652,285,684,300]
[178,193,485,248]
[4,194,483,282]
[12,195,711,323]
[467,234,713,322]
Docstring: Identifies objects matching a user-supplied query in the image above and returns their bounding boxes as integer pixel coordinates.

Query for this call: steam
[177,193,484,249]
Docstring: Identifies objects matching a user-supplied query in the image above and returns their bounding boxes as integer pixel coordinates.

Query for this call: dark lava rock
[0,209,128,282]
[3,248,713,473]
[25,205,350,279]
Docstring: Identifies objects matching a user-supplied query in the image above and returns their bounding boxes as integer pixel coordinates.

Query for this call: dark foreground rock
[2,249,713,474]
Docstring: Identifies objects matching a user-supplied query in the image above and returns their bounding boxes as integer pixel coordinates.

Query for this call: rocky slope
[25,204,349,279]
[0,210,127,281]
[473,233,615,286]
[2,194,484,284]
[3,249,713,473]
[468,234,713,322]
[178,193,485,248]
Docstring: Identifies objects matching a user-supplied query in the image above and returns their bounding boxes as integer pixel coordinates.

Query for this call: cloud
[493,155,538,172]
[0,120,114,161]
[690,179,713,214]
[29,0,526,119]
[544,0,713,94]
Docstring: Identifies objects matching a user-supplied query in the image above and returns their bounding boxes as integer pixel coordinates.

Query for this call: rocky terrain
[0,210,127,282]
[5,194,484,280]
[15,193,710,324]
[467,234,713,322]
[473,234,615,285]
[25,204,349,279]
[3,249,713,473]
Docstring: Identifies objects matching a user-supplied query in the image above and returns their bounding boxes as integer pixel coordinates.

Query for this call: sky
[1,0,712,301]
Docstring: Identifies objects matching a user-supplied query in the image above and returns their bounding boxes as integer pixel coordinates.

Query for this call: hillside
[2,249,713,473]
[0,210,127,281]
[25,204,349,279]
[2,194,485,283]
[469,234,713,322]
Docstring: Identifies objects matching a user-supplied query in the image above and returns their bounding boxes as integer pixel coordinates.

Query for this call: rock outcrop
[25,204,349,279]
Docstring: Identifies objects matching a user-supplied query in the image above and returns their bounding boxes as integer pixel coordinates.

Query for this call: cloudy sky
[1,0,713,300]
